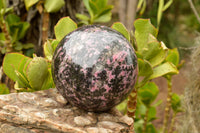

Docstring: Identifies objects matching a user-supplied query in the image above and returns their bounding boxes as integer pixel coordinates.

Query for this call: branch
[127,0,138,31]
[118,0,127,26]
[188,0,200,24]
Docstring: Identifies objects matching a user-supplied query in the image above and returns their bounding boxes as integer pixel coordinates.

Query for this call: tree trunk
[127,0,138,31]
[118,0,138,31]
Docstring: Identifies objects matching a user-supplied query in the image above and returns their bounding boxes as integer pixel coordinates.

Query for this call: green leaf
[171,93,182,113]
[6,14,20,25]
[134,19,158,52]
[153,99,163,107]
[138,82,159,106]
[166,48,179,66]
[6,14,30,41]
[0,33,5,40]
[22,43,34,49]
[96,5,113,18]
[0,0,6,9]
[0,84,9,94]
[3,53,31,82]
[111,22,130,42]
[142,40,168,67]
[44,0,65,13]
[54,17,77,41]
[76,13,90,21]
[150,62,179,79]
[77,20,89,26]
[134,119,144,133]
[93,12,112,23]
[24,48,35,57]
[4,7,13,14]
[44,39,59,61]
[0,47,6,54]
[82,0,112,24]
[146,124,157,133]
[89,0,98,15]
[18,56,32,78]
[15,70,31,88]
[24,0,39,10]
[139,0,146,15]
[116,99,127,114]
[94,0,107,10]
[163,0,173,11]
[41,68,54,90]
[147,33,158,43]
[83,0,93,18]
[157,0,164,27]
[14,42,23,51]
[44,41,53,61]
[51,40,59,52]
[17,22,30,40]
[23,57,32,75]
[147,107,157,122]
[138,58,153,76]
[137,0,144,10]
[10,28,19,43]
[135,51,143,59]
[136,102,147,116]
[26,57,48,90]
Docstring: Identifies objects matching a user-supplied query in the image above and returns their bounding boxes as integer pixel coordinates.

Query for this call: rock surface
[0,88,133,133]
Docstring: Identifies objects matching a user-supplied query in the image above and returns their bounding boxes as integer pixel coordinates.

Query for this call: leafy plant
[24,0,65,13]
[0,0,34,54]
[3,53,52,91]
[44,16,78,60]
[54,17,77,41]
[113,19,182,133]
[2,17,77,92]
[23,0,65,45]
[76,0,113,25]
[157,0,173,28]
[137,0,173,29]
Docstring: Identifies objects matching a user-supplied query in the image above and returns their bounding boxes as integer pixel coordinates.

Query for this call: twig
[118,0,127,26]
[168,112,176,133]
[142,108,149,133]
[127,0,138,31]
[188,0,200,24]
[42,12,49,44]
[127,89,137,133]
[178,46,200,50]
[162,76,172,133]
[0,20,13,52]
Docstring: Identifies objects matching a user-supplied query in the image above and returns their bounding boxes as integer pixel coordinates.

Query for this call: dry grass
[178,36,200,133]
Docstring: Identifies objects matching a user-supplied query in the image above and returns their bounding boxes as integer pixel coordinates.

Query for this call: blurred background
[1,0,199,58]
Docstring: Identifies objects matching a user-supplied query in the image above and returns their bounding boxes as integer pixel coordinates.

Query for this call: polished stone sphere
[52,25,138,112]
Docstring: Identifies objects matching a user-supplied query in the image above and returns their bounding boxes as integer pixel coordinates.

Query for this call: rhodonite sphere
[52,25,138,112]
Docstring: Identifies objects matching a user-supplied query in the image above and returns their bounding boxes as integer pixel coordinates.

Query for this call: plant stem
[42,12,49,44]
[142,107,149,133]
[0,20,13,52]
[162,76,172,133]
[169,112,176,133]
[188,0,200,24]
[127,88,137,132]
